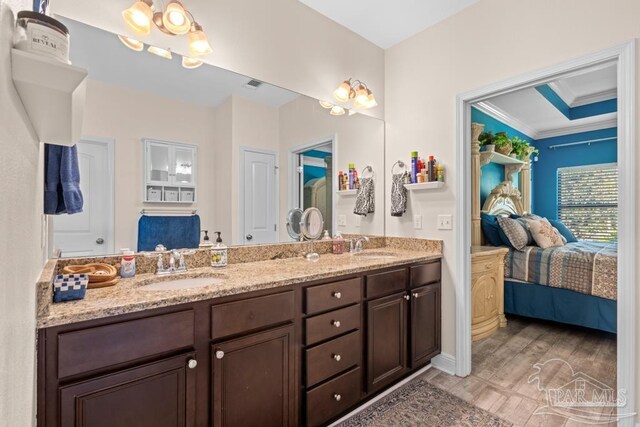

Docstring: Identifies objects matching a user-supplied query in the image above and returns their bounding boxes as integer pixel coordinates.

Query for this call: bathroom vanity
[37,248,441,427]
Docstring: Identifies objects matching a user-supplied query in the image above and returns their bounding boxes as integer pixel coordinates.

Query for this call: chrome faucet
[152,245,192,275]
[351,236,370,254]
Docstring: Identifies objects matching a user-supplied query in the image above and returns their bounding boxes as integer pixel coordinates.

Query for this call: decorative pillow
[527,218,565,248]
[548,219,578,243]
[497,217,530,251]
[480,213,504,246]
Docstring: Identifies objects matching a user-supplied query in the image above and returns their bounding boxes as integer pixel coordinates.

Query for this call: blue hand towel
[44,144,84,215]
[137,215,201,252]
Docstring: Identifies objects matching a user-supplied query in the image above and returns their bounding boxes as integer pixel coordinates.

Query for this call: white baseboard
[328,364,432,426]
[430,353,456,375]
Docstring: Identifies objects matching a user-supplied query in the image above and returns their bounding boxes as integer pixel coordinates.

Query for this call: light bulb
[333,80,352,103]
[353,85,369,108]
[188,22,213,56]
[319,100,333,109]
[163,1,190,35]
[122,1,153,35]
[182,56,203,69]
[363,90,378,109]
[330,105,346,116]
[118,34,144,52]
[148,45,172,59]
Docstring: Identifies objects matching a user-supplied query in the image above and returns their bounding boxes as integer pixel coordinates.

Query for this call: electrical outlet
[413,214,422,229]
[354,215,361,227]
[437,214,453,230]
[337,215,347,226]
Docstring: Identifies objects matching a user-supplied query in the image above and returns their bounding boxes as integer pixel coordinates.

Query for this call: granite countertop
[37,247,442,329]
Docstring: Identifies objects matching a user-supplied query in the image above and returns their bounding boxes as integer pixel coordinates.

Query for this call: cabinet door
[472,272,499,324]
[212,325,295,427]
[59,353,197,427]
[410,283,441,368]
[366,292,408,393]
[173,145,196,186]
[146,141,172,185]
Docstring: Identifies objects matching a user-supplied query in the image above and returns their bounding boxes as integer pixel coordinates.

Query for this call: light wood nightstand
[471,246,509,341]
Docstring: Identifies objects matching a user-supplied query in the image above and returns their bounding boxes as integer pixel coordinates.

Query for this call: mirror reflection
[51,18,385,258]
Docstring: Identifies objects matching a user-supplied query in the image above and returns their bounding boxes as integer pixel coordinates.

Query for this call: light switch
[437,214,453,230]
[337,215,347,226]
[413,214,422,230]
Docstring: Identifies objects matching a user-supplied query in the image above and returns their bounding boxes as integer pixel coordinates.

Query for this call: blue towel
[137,215,201,252]
[44,144,84,215]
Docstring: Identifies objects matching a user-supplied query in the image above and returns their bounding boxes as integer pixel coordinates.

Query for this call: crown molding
[548,81,575,106]
[571,88,617,107]
[474,101,539,139]
[535,116,618,139]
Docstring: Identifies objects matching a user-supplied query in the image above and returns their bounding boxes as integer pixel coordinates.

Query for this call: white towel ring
[391,160,407,175]
[361,165,374,179]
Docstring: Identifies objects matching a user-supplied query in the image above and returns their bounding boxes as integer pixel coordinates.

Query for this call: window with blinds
[557,163,617,242]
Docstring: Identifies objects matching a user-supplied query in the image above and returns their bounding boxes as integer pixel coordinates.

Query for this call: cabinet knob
[404,295,410,300]
[332,291,342,299]
[412,292,419,299]
[333,353,342,362]
[332,320,341,328]
[215,350,225,359]
[188,359,198,369]
[333,393,342,402]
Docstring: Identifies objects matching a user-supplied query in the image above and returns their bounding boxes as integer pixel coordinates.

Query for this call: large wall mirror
[51,17,385,257]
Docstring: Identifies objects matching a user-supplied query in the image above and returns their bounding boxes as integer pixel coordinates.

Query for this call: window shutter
[557,163,617,242]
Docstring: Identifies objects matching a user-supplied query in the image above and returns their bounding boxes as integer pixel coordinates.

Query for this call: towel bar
[140,208,197,216]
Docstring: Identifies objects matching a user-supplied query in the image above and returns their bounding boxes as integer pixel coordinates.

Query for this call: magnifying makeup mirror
[299,207,324,262]
[286,208,303,241]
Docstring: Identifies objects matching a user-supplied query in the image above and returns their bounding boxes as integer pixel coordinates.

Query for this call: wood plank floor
[423,316,617,427]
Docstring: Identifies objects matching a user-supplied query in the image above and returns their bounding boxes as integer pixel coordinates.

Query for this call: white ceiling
[477,64,618,139]
[60,17,299,108]
[298,0,479,49]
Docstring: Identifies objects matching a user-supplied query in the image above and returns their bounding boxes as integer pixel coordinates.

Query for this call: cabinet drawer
[410,261,441,288]
[306,330,361,387]
[306,304,360,346]
[305,278,361,314]
[365,268,407,299]
[57,310,194,379]
[306,367,361,427]
[211,291,294,340]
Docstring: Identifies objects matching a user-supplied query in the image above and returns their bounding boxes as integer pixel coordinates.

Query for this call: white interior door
[242,149,278,245]
[53,139,114,257]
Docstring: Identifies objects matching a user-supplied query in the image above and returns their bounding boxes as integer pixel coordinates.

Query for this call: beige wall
[384,0,640,417]
[0,1,43,425]
[81,80,217,251]
[278,96,385,240]
[51,0,385,119]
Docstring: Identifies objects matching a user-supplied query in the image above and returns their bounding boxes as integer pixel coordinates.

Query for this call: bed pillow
[548,219,578,243]
[480,213,504,247]
[527,218,565,248]
[497,217,530,251]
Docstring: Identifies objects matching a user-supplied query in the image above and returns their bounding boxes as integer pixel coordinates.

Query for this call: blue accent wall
[535,84,617,119]
[471,107,534,205]
[532,127,617,219]
[303,165,325,184]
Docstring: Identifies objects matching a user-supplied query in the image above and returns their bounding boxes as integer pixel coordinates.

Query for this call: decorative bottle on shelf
[410,151,418,183]
[338,171,344,190]
[120,249,136,278]
[348,163,355,189]
[211,232,228,268]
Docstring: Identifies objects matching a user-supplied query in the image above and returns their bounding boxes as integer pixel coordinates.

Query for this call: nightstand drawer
[306,367,361,427]
[305,304,360,345]
[306,330,361,387]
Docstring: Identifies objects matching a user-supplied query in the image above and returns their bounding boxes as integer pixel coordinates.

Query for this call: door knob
[246,234,253,241]
[187,359,198,369]
[96,238,104,244]
[215,350,225,359]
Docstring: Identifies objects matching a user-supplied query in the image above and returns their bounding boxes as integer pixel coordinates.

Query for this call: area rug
[336,379,512,427]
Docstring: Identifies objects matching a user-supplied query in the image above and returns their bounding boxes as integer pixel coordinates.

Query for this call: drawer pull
[404,295,410,301]
[332,291,342,299]
[412,292,419,298]
[215,350,225,359]
[332,353,342,362]
[187,359,198,369]
[332,320,341,328]
[333,393,342,402]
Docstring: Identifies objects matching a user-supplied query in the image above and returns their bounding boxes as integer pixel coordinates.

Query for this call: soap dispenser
[199,230,213,248]
[211,232,228,268]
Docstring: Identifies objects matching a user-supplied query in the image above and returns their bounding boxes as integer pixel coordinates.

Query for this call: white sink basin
[355,252,398,260]
[142,276,224,291]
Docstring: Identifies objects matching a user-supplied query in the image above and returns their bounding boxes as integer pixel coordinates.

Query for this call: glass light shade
[162,1,191,35]
[318,100,333,109]
[118,35,144,52]
[363,90,378,109]
[353,85,369,108]
[148,45,173,59]
[333,80,352,103]
[188,23,213,56]
[122,1,153,35]
[329,105,346,116]
[182,56,203,69]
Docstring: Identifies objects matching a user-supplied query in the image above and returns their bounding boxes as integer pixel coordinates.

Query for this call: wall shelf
[337,189,358,195]
[11,49,88,146]
[404,181,445,191]
[480,151,524,166]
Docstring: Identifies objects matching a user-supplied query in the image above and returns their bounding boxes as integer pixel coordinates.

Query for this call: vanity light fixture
[122,0,154,35]
[188,21,213,56]
[162,1,191,35]
[148,45,172,59]
[118,34,144,51]
[182,56,203,69]
[319,100,334,109]
[332,78,377,109]
[333,79,353,103]
[329,105,346,116]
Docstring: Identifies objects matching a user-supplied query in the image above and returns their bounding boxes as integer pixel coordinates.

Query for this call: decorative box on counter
[53,274,88,303]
